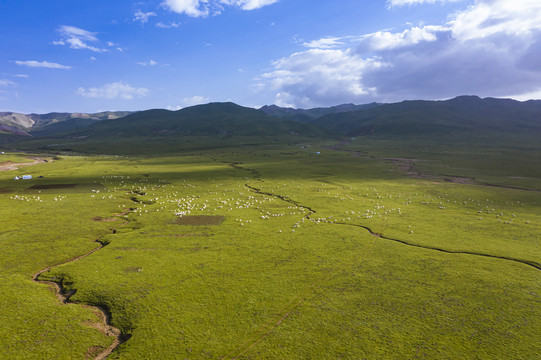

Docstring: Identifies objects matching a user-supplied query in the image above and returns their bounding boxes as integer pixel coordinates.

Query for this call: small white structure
[14,176,21,180]
[22,175,32,180]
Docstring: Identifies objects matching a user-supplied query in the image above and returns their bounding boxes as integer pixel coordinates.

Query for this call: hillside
[28,118,99,137]
[4,96,541,154]
[0,111,134,129]
[9,102,331,154]
[314,96,541,138]
[0,125,31,137]
[260,103,380,121]
[60,102,328,139]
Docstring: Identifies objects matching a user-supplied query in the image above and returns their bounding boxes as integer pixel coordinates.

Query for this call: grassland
[0,142,539,359]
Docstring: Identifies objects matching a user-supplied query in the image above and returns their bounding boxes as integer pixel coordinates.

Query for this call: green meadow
[0,142,539,359]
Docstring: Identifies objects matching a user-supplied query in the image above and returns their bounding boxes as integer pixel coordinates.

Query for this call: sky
[1,0,541,113]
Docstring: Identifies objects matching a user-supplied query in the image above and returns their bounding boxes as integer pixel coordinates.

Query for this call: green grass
[0,142,539,359]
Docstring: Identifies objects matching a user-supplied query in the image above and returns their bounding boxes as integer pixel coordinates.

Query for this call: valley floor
[0,142,539,359]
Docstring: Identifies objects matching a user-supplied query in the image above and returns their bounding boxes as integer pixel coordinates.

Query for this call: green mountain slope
[315,96,541,138]
[58,102,328,139]
[5,96,541,154]
[12,102,331,154]
[29,118,99,137]
[260,103,381,121]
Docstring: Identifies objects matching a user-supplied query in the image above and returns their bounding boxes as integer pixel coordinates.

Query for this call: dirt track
[0,157,49,171]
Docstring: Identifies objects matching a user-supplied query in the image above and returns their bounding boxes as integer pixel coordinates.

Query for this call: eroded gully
[32,195,140,359]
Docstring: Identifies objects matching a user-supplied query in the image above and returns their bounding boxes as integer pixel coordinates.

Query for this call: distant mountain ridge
[313,96,541,137]
[0,111,134,130]
[59,102,328,139]
[2,96,541,152]
[260,103,380,121]
[4,102,329,153]
[0,124,32,137]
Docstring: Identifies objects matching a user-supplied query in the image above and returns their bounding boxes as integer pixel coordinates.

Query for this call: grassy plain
[0,142,539,359]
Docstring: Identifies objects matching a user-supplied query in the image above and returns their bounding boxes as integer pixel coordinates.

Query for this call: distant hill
[260,103,380,121]
[4,96,541,154]
[58,102,329,139]
[314,96,541,138]
[11,102,331,154]
[0,111,134,129]
[0,124,32,137]
[0,127,31,145]
[29,118,99,137]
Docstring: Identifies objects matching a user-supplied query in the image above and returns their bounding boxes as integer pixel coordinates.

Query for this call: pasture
[0,143,539,359]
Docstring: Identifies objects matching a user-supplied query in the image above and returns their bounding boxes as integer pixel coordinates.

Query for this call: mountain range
[0,111,133,131]
[1,96,540,153]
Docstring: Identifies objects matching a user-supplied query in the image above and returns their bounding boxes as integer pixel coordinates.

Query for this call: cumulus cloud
[134,10,157,24]
[358,26,446,51]
[138,60,159,66]
[303,37,347,49]
[15,60,71,69]
[162,0,210,17]
[77,82,149,100]
[54,25,107,52]
[260,49,385,107]
[259,0,541,106]
[183,95,210,106]
[450,0,541,41]
[166,95,210,110]
[162,0,278,17]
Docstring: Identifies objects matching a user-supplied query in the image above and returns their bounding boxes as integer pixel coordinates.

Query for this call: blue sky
[1,0,541,113]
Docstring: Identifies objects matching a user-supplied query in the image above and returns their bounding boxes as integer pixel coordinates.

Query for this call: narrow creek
[32,191,141,359]
[222,163,540,358]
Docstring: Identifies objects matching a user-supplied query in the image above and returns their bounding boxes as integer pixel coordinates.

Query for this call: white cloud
[54,25,107,52]
[506,88,541,101]
[261,49,385,107]
[450,0,541,41]
[156,21,181,28]
[162,0,278,17]
[0,79,16,87]
[388,0,460,6]
[65,38,106,52]
[138,60,158,66]
[220,0,279,10]
[166,95,210,110]
[15,60,71,69]
[162,0,210,17]
[134,10,157,24]
[303,37,346,49]
[183,95,210,106]
[58,25,98,41]
[77,82,149,100]
[14,74,29,78]
[258,0,541,106]
[359,26,446,51]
